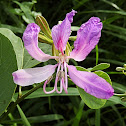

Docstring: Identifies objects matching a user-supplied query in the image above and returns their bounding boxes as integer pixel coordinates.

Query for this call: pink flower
[12,10,114,99]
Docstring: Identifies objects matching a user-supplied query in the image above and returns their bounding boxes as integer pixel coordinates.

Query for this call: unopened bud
[36,15,52,39]
[58,21,62,24]
[116,67,124,71]
[123,64,126,68]
[65,42,72,58]
[38,32,53,45]
[52,44,61,62]
[69,36,77,41]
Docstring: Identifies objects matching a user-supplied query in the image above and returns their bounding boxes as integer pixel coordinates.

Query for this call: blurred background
[0,0,126,125]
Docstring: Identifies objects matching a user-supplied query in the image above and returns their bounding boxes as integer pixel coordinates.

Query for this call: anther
[57,71,65,81]
[47,75,53,84]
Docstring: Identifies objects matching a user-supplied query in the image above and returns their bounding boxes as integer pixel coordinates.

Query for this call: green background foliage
[0,0,126,125]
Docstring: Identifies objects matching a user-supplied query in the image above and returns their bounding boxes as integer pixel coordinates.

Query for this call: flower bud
[65,42,72,57]
[52,44,60,58]
[116,67,124,71]
[36,15,52,39]
[69,36,77,41]
[38,32,53,45]
[123,64,126,68]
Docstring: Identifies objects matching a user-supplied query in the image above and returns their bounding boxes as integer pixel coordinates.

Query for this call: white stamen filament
[43,54,69,94]
[43,79,55,94]
[55,62,63,93]
[64,62,68,89]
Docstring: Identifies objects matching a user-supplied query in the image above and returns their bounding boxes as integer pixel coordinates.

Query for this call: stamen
[55,75,63,93]
[64,62,68,89]
[61,77,68,94]
[43,79,55,94]
[55,63,63,93]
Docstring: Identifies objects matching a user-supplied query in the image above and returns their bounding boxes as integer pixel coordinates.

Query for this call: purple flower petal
[70,17,103,61]
[67,65,114,99]
[23,23,53,62]
[52,10,77,53]
[12,64,57,86]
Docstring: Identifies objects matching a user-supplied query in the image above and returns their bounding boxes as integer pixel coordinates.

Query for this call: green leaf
[108,96,126,107]
[13,87,79,99]
[14,1,35,24]
[0,24,25,34]
[2,114,63,124]
[94,71,112,85]
[103,16,122,24]
[81,10,126,16]
[12,97,31,126]
[103,30,126,41]
[17,105,31,126]
[90,63,110,71]
[75,66,89,71]
[101,0,123,11]
[78,87,106,109]
[112,82,126,93]
[104,24,126,35]
[0,28,24,69]
[0,33,17,115]
[78,70,112,109]
[72,100,84,126]
[23,43,52,68]
[87,57,125,66]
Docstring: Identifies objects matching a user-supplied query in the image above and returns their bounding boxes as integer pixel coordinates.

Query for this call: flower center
[58,53,68,63]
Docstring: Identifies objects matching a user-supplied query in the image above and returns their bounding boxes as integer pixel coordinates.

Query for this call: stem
[107,72,123,74]
[114,93,126,97]
[19,86,22,98]
[95,109,100,126]
[0,82,44,123]
[122,70,126,75]
[8,113,17,126]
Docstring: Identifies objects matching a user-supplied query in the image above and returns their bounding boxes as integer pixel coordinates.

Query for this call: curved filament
[43,80,55,94]
[55,63,63,93]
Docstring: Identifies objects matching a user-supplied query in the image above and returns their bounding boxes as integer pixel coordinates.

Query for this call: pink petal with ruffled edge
[70,17,103,61]
[52,10,77,53]
[12,64,57,86]
[67,65,114,99]
[23,23,55,62]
